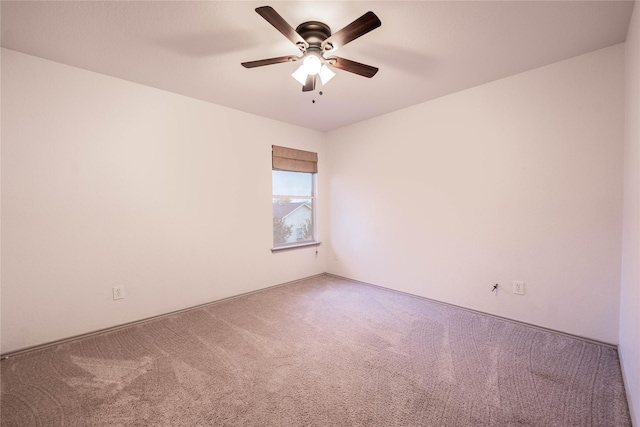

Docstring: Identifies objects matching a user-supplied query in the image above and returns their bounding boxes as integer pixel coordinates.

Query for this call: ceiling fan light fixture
[291,64,308,85]
[292,63,336,87]
[302,54,322,75]
[319,64,335,85]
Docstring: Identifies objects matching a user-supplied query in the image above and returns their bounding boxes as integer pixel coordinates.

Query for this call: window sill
[271,241,321,252]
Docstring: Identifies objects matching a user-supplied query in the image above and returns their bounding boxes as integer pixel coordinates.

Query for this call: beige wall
[326,44,625,345]
[0,48,327,353]
[621,2,640,425]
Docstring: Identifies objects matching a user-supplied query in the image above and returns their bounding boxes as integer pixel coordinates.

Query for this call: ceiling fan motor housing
[296,21,332,50]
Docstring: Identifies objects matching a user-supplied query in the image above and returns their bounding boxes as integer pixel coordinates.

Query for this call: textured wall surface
[620,2,640,425]
[326,45,625,344]
[1,49,327,353]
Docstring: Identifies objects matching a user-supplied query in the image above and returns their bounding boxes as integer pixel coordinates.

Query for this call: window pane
[272,197,313,245]
[272,170,312,197]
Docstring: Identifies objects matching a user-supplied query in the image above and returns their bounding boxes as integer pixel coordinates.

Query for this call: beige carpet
[1,275,631,426]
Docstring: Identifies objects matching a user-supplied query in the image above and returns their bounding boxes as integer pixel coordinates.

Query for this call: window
[272,170,315,247]
[272,146,318,250]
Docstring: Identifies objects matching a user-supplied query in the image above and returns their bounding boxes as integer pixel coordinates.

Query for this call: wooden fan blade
[302,74,316,92]
[256,6,308,51]
[241,56,298,68]
[321,11,381,53]
[328,56,379,78]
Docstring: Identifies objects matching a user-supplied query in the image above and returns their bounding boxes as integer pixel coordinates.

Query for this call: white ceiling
[1,1,635,131]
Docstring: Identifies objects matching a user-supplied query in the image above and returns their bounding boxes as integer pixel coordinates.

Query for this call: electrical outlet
[513,281,524,295]
[113,285,124,300]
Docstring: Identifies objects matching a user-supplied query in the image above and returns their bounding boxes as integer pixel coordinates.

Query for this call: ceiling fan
[241,6,382,92]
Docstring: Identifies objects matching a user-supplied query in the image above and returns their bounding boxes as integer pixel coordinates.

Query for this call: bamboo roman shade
[272,146,318,173]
